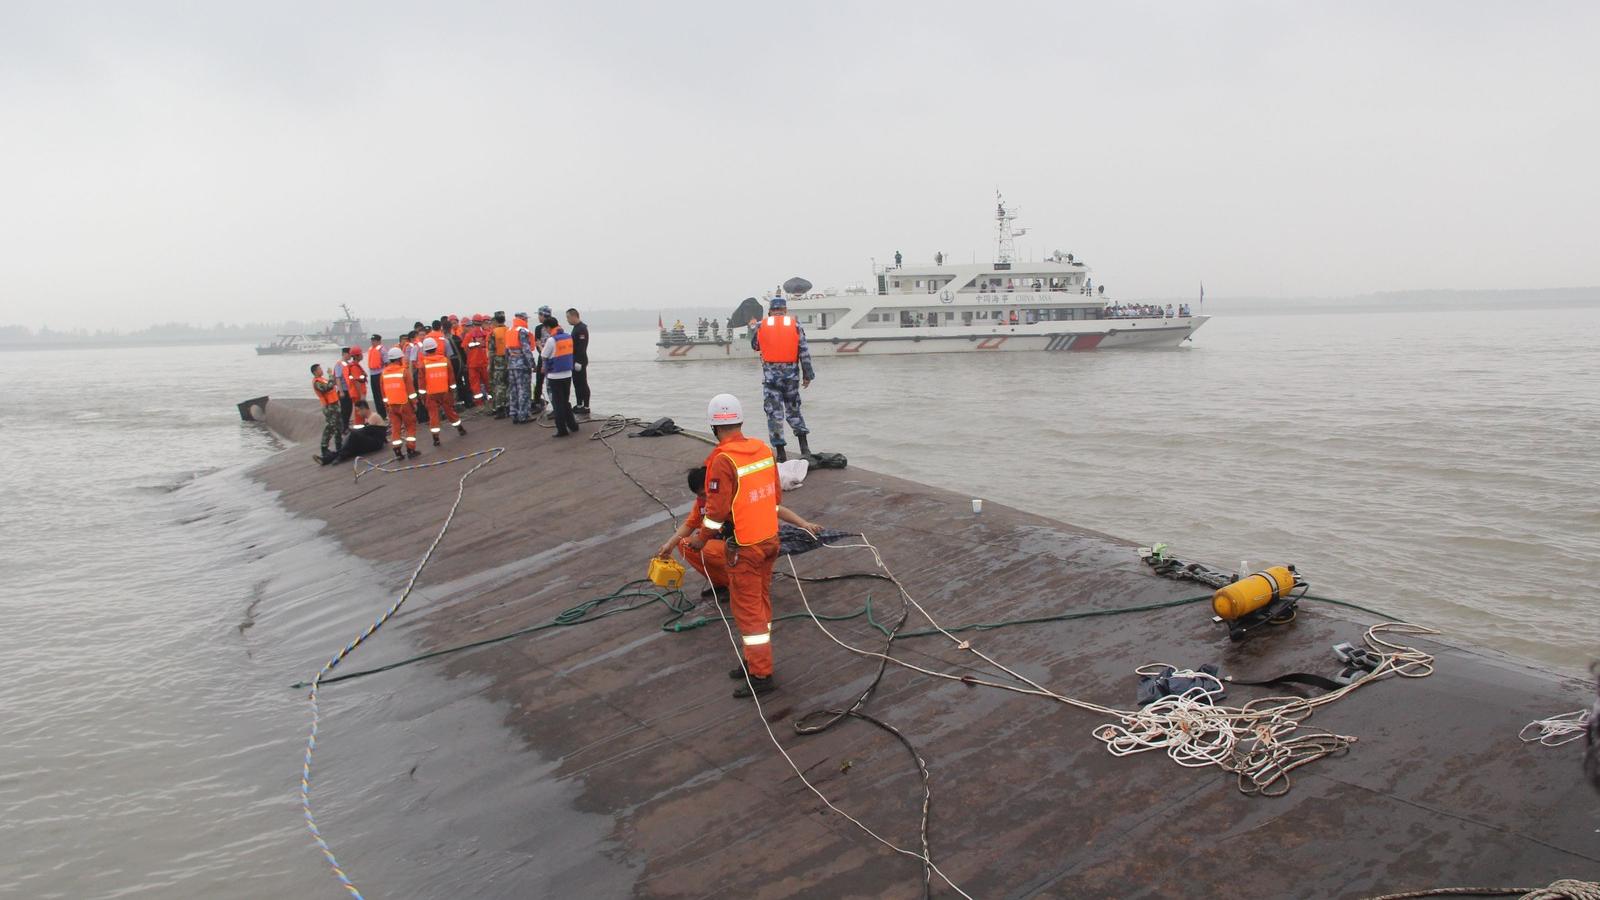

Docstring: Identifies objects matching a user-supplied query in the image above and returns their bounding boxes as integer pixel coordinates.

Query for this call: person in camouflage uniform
[310,363,343,459]
[749,294,815,461]
[489,311,510,419]
[507,310,536,423]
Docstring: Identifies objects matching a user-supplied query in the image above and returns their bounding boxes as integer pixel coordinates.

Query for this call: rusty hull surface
[251,398,1598,899]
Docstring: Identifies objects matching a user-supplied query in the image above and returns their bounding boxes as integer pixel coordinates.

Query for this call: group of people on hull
[308,290,820,700]
[309,306,592,464]
[1106,303,1191,318]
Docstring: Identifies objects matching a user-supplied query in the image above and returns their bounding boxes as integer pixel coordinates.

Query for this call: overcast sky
[3,1,1597,329]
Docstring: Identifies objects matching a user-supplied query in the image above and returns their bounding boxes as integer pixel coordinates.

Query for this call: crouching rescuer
[687,393,783,698]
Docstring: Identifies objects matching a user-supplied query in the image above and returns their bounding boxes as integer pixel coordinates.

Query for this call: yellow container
[648,557,686,591]
[1212,566,1296,620]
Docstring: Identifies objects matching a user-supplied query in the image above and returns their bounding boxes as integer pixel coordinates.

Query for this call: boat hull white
[656,316,1209,360]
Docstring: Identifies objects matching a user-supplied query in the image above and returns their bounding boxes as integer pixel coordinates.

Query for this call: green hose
[294,582,1410,690]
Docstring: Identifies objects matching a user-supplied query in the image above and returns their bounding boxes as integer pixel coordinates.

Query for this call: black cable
[792,592,935,900]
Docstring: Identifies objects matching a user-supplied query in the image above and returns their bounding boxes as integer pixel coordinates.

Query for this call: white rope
[1519,710,1592,747]
[699,548,974,900]
[790,536,1437,796]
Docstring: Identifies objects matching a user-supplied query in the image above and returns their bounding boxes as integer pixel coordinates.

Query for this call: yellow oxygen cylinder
[648,557,686,591]
[1212,566,1297,620]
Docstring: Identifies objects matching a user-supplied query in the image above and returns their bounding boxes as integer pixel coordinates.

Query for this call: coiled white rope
[1519,710,1592,747]
[788,535,1436,797]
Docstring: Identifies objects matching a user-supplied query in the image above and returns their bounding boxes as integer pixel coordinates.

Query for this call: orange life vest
[381,361,414,406]
[421,352,453,395]
[507,317,529,353]
[313,376,338,407]
[426,330,447,353]
[366,344,384,371]
[492,324,509,356]
[758,315,800,364]
[705,437,779,545]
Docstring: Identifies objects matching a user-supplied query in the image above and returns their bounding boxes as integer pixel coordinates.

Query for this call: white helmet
[386,347,403,361]
[707,393,743,426]
[422,338,438,351]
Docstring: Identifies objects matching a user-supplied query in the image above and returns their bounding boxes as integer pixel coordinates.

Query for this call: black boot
[432,433,442,447]
[406,446,421,459]
[728,664,748,680]
[392,446,405,460]
[456,423,467,436]
[774,443,787,463]
[797,433,811,457]
[732,675,776,698]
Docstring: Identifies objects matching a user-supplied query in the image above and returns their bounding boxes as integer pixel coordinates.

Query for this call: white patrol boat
[656,196,1208,361]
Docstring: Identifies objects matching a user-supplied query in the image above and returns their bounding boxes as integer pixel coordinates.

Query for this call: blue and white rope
[299,447,505,897]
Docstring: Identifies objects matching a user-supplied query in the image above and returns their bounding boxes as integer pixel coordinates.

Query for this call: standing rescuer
[750,294,815,462]
[365,335,388,417]
[688,393,782,698]
[464,314,491,407]
[489,311,509,419]
[566,307,591,414]
[506,311,536,424]
[541,313,580,436]
[420,338,467,445]
[380,347,421,459]
[311,363,342,459]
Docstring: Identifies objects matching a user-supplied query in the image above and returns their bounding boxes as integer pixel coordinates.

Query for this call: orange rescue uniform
[697,435,781,677]
[464,325,490,402]
[380,362,419,448]
[420,352,459,433]
[677,496,729,588]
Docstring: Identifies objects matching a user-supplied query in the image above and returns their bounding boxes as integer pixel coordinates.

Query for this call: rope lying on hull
[1519,709,1592,747]
[297,448,505,900]
[786,535,1437,798]
[1360,878,1600,899]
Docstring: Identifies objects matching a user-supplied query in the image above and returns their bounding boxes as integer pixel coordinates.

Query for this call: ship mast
[995,191,1026,264]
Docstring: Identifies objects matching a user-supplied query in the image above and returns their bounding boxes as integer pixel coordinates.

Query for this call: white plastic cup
[972,499,983,515]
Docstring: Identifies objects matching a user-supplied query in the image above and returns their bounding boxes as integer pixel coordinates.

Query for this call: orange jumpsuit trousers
[724,537,779,677]
[388,403,419,448]
[468,361,490,405]
[678,536,729,588]
[424,391,459,432]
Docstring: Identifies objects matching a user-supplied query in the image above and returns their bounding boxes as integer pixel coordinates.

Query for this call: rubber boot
[797,433,811,457]
[392,446,405,461]
[728,664,748,680]
[406,446,421,459]
[732,675,776,698]
[456,423,468,436]
[432,434,442,447]
[775,443,787,463]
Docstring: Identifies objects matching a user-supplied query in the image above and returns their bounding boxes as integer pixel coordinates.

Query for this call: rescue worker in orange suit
[658,465,823,601]
[379,347,421,459]
[364,335,388,417]
[419,337,467,446]
[686,393,783,697]
[339,348,370,436]
[463,314,491,408]
[311,363,342,459]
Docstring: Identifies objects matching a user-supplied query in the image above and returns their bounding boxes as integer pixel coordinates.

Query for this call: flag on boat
[658,313,664,329]
[1200,282,1205,307]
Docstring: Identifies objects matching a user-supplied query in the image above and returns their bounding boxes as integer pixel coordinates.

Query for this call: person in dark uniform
[566,307,591,414]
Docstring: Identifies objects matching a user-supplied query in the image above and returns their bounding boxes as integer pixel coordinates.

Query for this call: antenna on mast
[995,191,1021,264]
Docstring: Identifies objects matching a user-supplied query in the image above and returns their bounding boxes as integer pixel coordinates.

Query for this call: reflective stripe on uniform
[742,632,771,646]
[735,457,774,477]
[702,517,724,530]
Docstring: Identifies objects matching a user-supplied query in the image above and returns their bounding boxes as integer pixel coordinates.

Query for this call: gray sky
[3,1,1597,330]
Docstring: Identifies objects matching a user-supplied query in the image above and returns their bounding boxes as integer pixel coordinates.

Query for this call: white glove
[574,363,583,371]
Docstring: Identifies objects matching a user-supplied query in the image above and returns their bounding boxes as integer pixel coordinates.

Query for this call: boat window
[915,280,922,288]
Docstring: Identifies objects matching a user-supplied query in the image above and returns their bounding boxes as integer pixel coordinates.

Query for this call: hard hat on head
[537,305,552,318]
[514,310,529,319]
[769,294,787,309]
[422,337,438,351]
[707,393,743,426]
[387,347,402,361]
